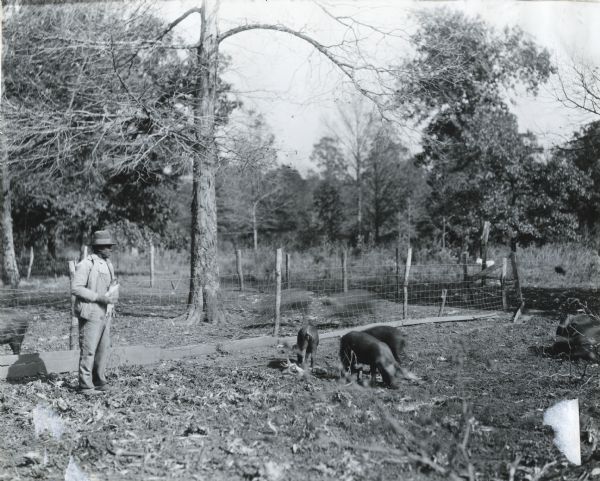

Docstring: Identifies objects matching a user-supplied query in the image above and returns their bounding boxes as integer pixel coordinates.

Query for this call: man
[72,230,118,394]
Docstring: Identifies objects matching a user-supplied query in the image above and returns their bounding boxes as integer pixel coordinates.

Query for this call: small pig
[339,331,397,387]
[294,325,319,368]
[552,313,600,362]
[0,311,29,355]
[363,326,406,364]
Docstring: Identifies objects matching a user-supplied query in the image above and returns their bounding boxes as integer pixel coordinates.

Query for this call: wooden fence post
[149,242,155,288]
[236,249,244,292]
[341,249,348,293]
[68,261,78,350]
[26,246,34,280]
[462,251,468,282]
[395,246,400,302]
[510,251,525,322]
[481,221,490,286]
[438,289,447,317]
[273,248,282,336]
[403,247,412,319]
[501,257,508,311]
[286,253,291,290]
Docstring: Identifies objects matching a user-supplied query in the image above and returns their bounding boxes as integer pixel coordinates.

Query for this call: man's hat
[91,230,116,246]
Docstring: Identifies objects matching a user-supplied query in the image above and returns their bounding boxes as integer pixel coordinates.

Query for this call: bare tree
[326,94,379,239]
[6,0,409,320]
[219,110,279,252]
[153,0,409,323]
[557,58,600,117]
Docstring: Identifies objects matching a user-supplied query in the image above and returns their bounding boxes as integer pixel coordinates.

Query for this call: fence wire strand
[0,257,518,354]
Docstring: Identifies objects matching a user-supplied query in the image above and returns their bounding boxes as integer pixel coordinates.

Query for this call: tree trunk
[47,224,57,260]
[356,158,362,237]
[0,134,20,288]
[187,0,224,324]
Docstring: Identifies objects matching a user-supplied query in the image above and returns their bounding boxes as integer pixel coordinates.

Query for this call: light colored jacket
[72,254,115,321]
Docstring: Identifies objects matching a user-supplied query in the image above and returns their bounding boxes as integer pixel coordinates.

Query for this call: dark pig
[339,331,396,387]
[0,310,29,355]
[294,325,319,368]
[552,313,600,362]
[363,326,406,364]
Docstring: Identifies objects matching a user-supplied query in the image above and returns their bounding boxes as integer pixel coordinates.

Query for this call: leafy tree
[326,95,379,239]
[313,180,344,243]
[420,107,588,249]
[4,4,237,267]
[309,136,346,181]
[362,126,413,243]
[553,121,600,239]
[398,8,556,250]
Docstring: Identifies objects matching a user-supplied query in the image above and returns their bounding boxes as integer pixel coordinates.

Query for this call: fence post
[341,249,348,293]
[462,251,468,282]
[273,248,282,337]
[395,246,400,302]
[149,242,155,288]
[501,257,508,310]
[481,221,490,286]
[68,261,79,350]
[510,251,525,322]
[286,253,291,290]
[26,246,34,280]
[403,247,412,319]
[438,289,447,317]
[236,249,244,292]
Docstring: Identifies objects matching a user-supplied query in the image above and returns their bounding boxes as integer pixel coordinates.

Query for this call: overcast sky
[161,0,600,174]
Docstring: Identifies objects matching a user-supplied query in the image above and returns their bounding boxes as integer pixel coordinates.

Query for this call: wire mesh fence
[0,250,519,355]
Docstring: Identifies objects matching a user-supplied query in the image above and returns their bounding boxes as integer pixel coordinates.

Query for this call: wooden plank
[395,247,400,302]
[220,336,279,353]
[149,243,155,288]
[403,247,412,319]
[236,249,244,292]
[341,249,348,293]
[468,263,501,282]
[513,301,525,324]
[109,346,162,367]
[481,221,490,287]
[510,251,524,310]
[317,313,499,341]
[27,246,34,281]
[438,289,448,317]
[68,261,79,350]
[0,312,503,380]
[0,350,79,380]
[161,343,217,360]
[273,248,282,336]
[501,257,508,310]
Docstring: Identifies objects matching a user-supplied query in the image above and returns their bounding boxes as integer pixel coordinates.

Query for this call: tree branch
[218,23,386,111]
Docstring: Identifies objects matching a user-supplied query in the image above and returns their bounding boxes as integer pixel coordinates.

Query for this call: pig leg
[298,348,307,367]
[369,362,378,386]
[9,336,23,355]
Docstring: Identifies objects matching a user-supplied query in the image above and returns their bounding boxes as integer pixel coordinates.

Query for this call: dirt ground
[2,312,600,481]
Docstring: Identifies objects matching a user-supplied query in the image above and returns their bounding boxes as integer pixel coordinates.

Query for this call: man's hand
[96,294,116,305]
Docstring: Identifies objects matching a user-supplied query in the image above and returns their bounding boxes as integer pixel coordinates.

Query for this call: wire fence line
[0,252,520,354]
[3,261,516,317]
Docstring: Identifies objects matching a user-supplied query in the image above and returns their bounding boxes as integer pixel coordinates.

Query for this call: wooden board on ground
[0,312,502,380]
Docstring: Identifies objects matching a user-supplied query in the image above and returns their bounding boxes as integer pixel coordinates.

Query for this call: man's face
[95,245,112,260]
